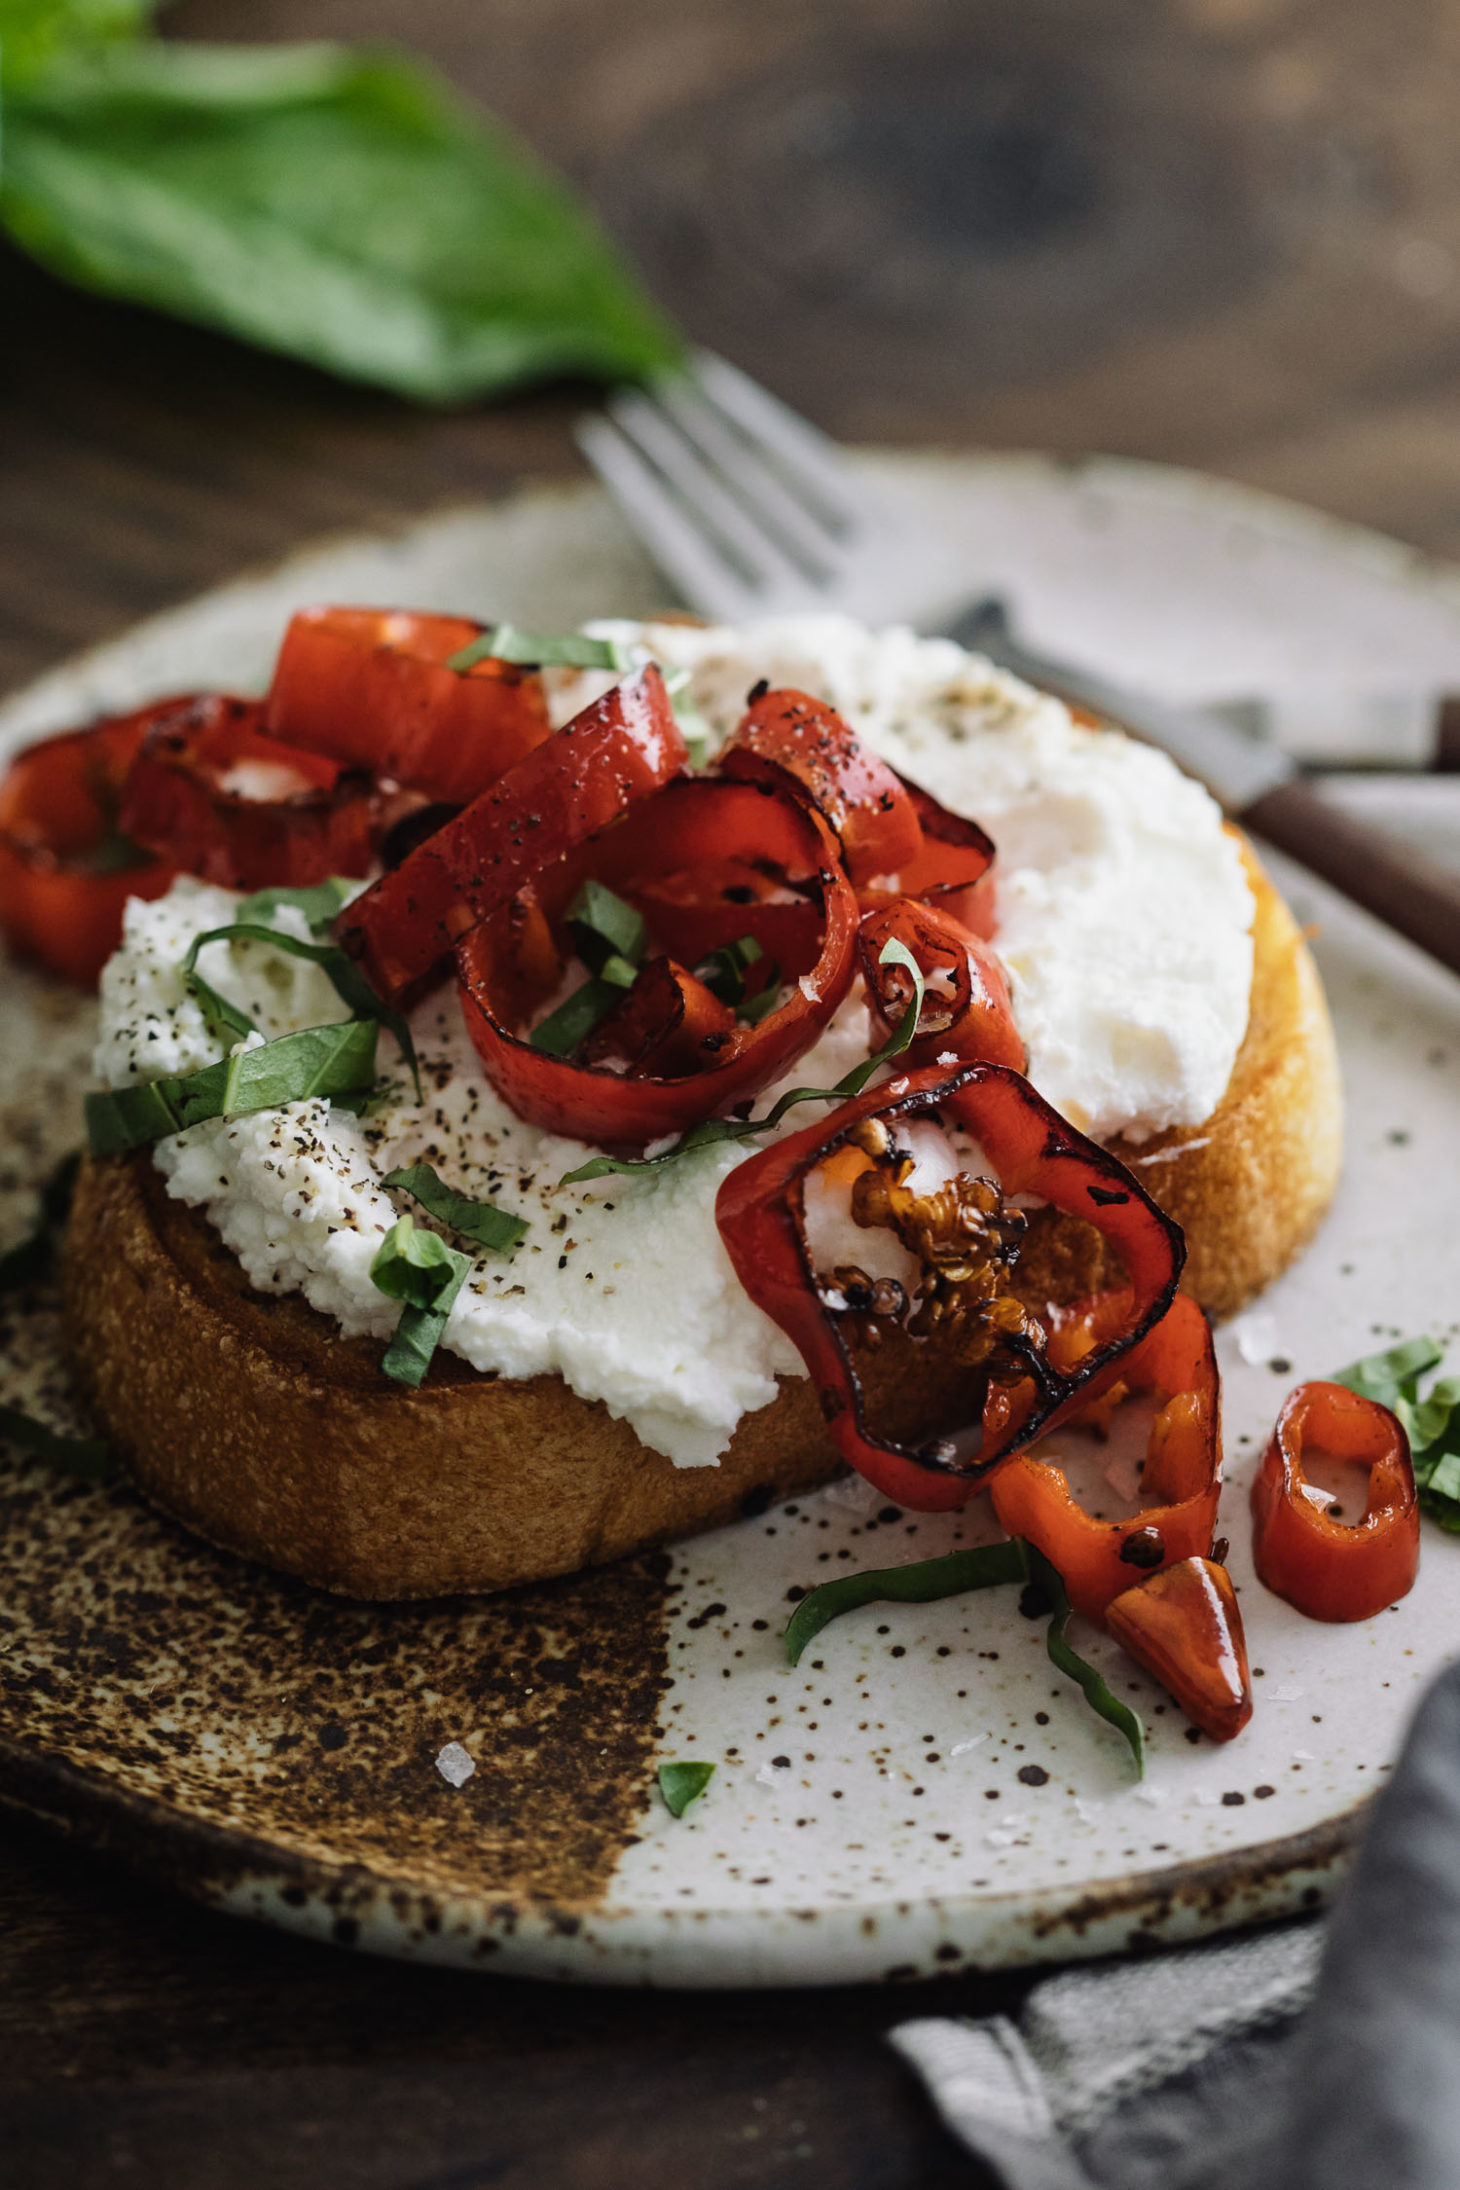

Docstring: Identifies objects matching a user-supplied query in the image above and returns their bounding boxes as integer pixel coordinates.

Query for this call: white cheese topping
[93,619,1253,1469]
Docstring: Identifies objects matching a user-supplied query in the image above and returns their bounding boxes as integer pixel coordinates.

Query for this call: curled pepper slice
[120,695,379,892]
[864,777,998,939]
[858,897,1024,1074]
[0,708,176,986]
[336,665,689,1004]
[1251,1380,1419,1622]
[715,1062,1184,1509]
[1106,1557,1253,1742]
[718,687,924,884]
[988,1291,1222,1622]
[456,778,859,1149]
[265,606,551,804]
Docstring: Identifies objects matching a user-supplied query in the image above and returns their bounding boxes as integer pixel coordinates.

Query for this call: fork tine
[648,373,847,580]
[575,414,759,623]
[606,389,822,605]
[687,351,868,535]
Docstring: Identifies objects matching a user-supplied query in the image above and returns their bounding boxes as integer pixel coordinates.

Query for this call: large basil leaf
[0,39,681,400]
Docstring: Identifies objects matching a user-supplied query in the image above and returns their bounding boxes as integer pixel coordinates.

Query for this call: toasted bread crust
[63,841,1340,1600]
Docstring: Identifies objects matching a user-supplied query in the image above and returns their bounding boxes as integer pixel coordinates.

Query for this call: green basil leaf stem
[0,1402,111,1477]
[0,42,681,403]
[784,1539,1029,1665]
[181,921,421,1100]
[0,1150,80,1293]
[560,935,927,1187]
[657,1760,715,1818]
[382,1162,527,1253]
[1024,1543,1146,1776]
[370,1213,471,1388]
[85,1017,379,1154]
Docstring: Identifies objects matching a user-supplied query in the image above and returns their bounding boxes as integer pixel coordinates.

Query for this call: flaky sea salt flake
[435,1740,476,1787]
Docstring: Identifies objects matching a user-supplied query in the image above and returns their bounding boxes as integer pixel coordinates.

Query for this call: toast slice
[63,841,1340,1600]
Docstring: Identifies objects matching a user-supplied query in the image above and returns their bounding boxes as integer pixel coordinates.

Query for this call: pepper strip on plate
[336,664,689,1004]
[1251,1380,1419,1621]
[987,1290,1222,1621]
[120,695,379,892]
[715,1061,1184,1509]
[858,896,1024,1073]
[1105,1556,1253,1742]
[0,707,176,986]
[263,607,551,804]
[456,777,860,1147]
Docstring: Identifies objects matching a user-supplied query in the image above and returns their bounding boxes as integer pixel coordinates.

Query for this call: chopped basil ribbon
[697,933,764,1007]
[0,1150,80,1293]
[1336,1335,1460,1530]
[1025,1542,1146,1776]
[370,1212,472,1388]
[783,1535,1145,1776]
[0,1404,111,1478]
[236,877,354,934]
[559,937,926,1187]
[382,1162,527,1253]
[180,921,421,1101]
[530,879,649,1057]
[84,1019,379,1155]
[444,629,712,760]
[785,1540,1028,1664]
[657,1760,715,1817]
[445,625,636,675]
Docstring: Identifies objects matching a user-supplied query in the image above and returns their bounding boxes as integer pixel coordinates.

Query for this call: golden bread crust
[63,838,1341,1599]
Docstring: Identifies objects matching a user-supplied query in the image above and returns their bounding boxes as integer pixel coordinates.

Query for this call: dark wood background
[6,0,1460,2182]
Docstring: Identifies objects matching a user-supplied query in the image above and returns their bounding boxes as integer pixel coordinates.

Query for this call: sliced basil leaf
[85,1017,379,1154]
[236,877,354,934]
[446,626,635,675]
[0,1402,111,1477]
[370,1212,471,1388]
[661,663,712,767]
[784,1539,1029,1666]
[0,1149,80,1293]
[1335,1334,1460,1532]
[697,933,764,1007]
[657,1760,714,1818]
[737,969,783,1027]
[560,934,926,1186]
[529,977,623,1057]
[182,921,420,1100]
[383,1162,526,1252]
[567,877,647,976]
[1024,1543,1145,1777]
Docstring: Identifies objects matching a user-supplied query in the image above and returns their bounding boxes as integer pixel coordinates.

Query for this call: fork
[576,353,1460,978]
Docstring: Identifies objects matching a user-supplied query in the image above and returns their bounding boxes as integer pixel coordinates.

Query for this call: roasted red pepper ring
[1251,1380,1419,1622]
[988,1291,1221,1621]
[120,695,379,893]
[718,687,924,885]
[715,1062,1184,1510]
[864,778,998,939]
[1106,1557,1254,1742]
[264,606,552,805]
[456,786,860,1148]
[337,665,690,1004]
[858,897,1024,1074]
[0,708,177,986]
[582,956,738,1077]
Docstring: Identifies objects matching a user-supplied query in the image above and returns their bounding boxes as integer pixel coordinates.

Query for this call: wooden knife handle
[1242,778,1460,979]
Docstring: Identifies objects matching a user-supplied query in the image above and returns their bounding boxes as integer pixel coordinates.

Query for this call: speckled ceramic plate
[2,454,1459,1987]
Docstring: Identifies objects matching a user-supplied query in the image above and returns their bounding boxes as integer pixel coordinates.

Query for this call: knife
[944,599,1460,982]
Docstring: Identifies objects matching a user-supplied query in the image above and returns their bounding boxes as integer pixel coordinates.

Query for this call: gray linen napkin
[891,1656,1460,2189]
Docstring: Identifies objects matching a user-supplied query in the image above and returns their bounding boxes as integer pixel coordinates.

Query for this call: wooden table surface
[6,1,1460,2182]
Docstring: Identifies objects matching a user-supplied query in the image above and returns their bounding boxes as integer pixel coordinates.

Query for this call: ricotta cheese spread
[93,618,1254,1470]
